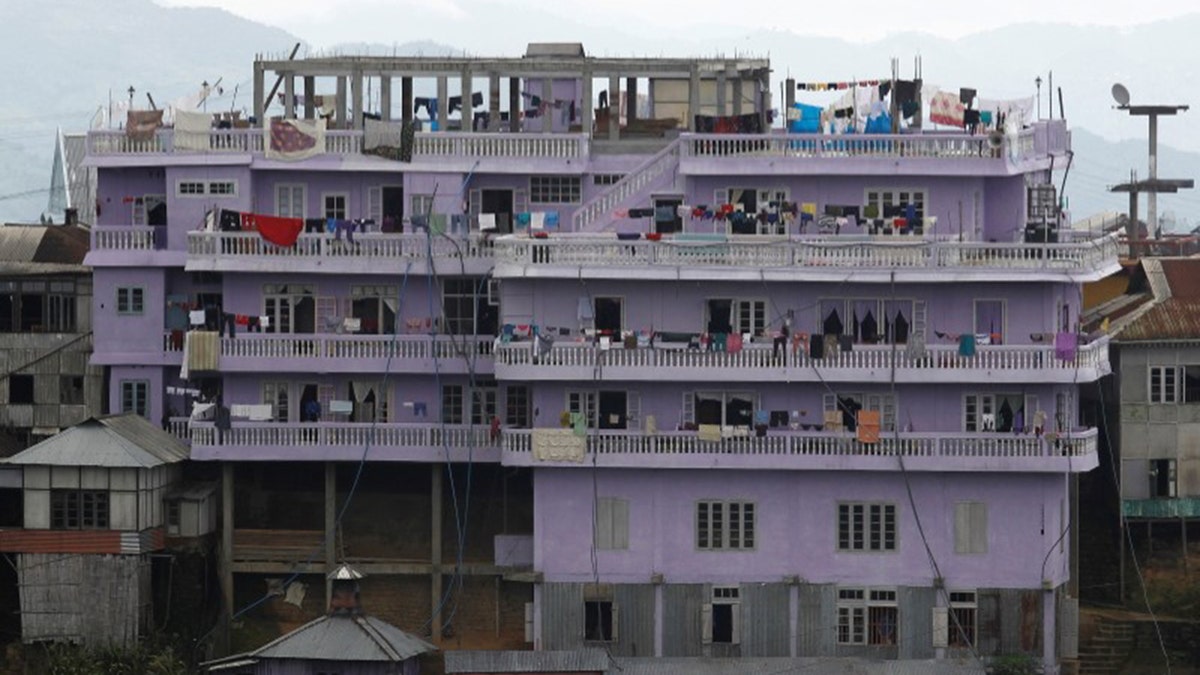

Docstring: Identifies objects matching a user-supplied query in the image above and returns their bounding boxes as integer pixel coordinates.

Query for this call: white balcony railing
[495,336,1109,379]
[189,422,494,450]
[493,232,1119,275]
[90,225,160,251]
[503,427,1098,464]
[218,333,493,362]
[186,231,493,262]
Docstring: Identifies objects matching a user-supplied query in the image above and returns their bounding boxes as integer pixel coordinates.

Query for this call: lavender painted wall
[92,268,167,358]
[983,176,1028,243]
[532,468,1071,588]
[108,365,164,422]
[95,168,167,227]
[164,166,253,249]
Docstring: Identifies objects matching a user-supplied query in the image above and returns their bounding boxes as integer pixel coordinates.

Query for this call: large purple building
[81,44,1113,672]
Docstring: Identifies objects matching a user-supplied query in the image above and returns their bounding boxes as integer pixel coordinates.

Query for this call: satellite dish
[1112,83,1131,107]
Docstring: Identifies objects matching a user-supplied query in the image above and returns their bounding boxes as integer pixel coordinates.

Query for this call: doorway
[382,186,404,232]
[594,297,623,335]
[598,391,627,430]
[481,189,515,234]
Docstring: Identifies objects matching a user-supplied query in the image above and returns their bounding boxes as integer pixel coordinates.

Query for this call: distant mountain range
[2,0,1197,224]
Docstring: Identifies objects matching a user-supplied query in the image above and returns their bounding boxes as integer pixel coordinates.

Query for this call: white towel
[530,212,546,231]
[479,213,497,231]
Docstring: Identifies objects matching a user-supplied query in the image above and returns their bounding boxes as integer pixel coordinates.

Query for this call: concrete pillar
[488,73,501,132]
[436,76,449,132]
[581,70,593,136]
[335,76,347,128]
[350,69,363,129]
[253,60,266,124]
[760,74,771,132]
[608,74,620,140]
[401,76,413,124]
[283,73,295,120]
[732,77,743,116]
[1042,589,1058,675]
[784,77,795,122]
[541,77,553,133]
[220,464,234,619]
[431,465,443,642]
[509,77,521,133]
[687,66,701,132]
[653,583,664,656]
[625,76,638,123]
[324,462,336,610]
[716,71,728,116]
[461,69,474,131]
[1148,114,1159,237]
[303,76,315,120]
[380,76,392,121]
[788,584,799,657]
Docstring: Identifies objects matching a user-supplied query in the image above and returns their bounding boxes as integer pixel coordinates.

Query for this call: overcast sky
[156,0,1199,48]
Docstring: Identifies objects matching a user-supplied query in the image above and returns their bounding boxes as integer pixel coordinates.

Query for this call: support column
[625,76,638,124]
[335,76,347,128]
[488,73,501,132]
[401,76,413,124]
[1042,589,1058,675]
[687,66,701,132]
[580,69,593,136]
[436,76,449,132]
[283,72,295,119]
[1183,518,1190,576]
[431,465,443,642]
[1148,114,1159,237]
[608,75,620,140]
[380,76,392,121]
[653,582,664,657]
[324,462,336,610]
[220,464,234,620]
[253,60,266,124]
[784,77,796,122]
[350,69,363,129]
[509,77,521,133]
[788,584,799,657]
[732,77,743,116]
[541,76,553,133]
[461,69,474,131]
[303,76,315,120]
[716,71,728,116]
[760,74,771,131]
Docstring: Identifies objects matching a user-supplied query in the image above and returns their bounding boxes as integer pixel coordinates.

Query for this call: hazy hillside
[3,1,1199,224]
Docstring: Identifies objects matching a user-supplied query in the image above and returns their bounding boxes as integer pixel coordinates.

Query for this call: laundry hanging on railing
[126,110,164,141]
[796,79,884,91]
[929,91,966,128]
[693,113,763,134]
[218,209,304,247]
[265,117,326,161]
[363,118,415,162]
[173,110,213,151]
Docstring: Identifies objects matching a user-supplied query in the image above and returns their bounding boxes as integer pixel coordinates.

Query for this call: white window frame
[505,385,531,429]
[594,497,629,550]
[275,183,306,219]
[529,175,581,204]
[864,187,926,219]
[261,283,314,335]
[837,502,897,552]
[1150,366,1180,404]
[972,298,1006,337]
[583,596,618,642]
[442,384,464,425]
[837,588,899,646]
[116,286,144,315]
[954,501,988,554]
[703,585,742,645]
[593,174,624,186]
[262,381,290,422]
[963,393,1027,433]
[322,192,349,220]
[823,392,897,433]
[1150,458,1178,498]
[566,390,597,428]
[120,380,149,417]
[470,385,498,426]
[176,180,206,197]
[208,180,237,196]
[688,391,758,428]
[696,500,755,551]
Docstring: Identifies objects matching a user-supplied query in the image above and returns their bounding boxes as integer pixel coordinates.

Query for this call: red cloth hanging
[255,214,304,247]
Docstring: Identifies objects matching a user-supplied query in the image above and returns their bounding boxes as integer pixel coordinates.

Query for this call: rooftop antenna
[1109,82,1191,240]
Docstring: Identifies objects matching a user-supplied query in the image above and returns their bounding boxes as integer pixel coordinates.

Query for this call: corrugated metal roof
[445,649,608,673]
[608,658,987,675]
[0,227,49,263]
[34,225,89,264]
[249,614,435,662]
[3,414,189,468]
[1116,298,1200,342]
[0,224,89,274]
[1159,258,1200,299]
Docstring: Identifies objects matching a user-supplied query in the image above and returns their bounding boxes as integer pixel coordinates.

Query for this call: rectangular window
[505,385,531,429]
[954,502,988,554]
[593,174,624,186]
[838,502,897,552]
[177,180,206,196]
[323,193,348,220]
[595,497,629,550]
[275,184,306,218]
[60,375,85,405]
[696,500,755,550]
[530,175,581,204]
[166,501,181,530]
[50,489,109,529]
[116,287,144,315]
[8,374,34,404]
[442,384,464,425]
[949,591,977,648]
[734,300,766,337]
[837,588,897,645]
[470,385,498,426]
[963,393,1026,433]
[1185,366,1200,403]
[208,180,236,196]
[1150,459,1177,498]
[46,281,76,332]
[120,380,149,417]
[567,390,597,428]
[973,299,1005,338]
[1150,366,1180,404]
[442,278,493,336]
[708,586,741,644]
[584,600,616,642]
[864,188,926,219]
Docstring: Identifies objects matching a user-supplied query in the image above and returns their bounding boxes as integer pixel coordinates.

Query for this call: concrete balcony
[189,422,499,462]
[491,232,1120,283]
[494,336,1110,384]
[185,231,493,276]
[214,333,493,374]
[679,121,1066,176]
[501,427,1099,473]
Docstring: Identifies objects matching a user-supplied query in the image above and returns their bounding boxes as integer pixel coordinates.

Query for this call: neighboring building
[80,43,1114,672]
[0,223,103,453]
[1098,258,1200,586]
[0,413,189,645]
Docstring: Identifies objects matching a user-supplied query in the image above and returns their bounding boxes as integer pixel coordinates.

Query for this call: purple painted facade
[80,48,1110,671]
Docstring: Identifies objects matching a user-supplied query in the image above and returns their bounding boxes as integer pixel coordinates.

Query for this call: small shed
[165,481,219,538]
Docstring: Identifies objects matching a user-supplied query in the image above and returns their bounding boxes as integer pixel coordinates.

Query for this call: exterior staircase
[1077,614,1136,675]
[572,137,682,232]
